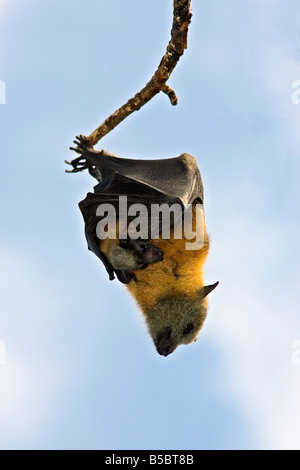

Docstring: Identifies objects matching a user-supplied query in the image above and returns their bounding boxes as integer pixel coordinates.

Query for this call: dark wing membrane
[78,150,204,282]
[76,150,204,204]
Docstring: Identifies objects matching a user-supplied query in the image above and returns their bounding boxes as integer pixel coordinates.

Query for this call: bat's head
[111,239,164,271]
[146,282,219,356]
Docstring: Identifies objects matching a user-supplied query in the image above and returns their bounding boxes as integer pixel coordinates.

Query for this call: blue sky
[0,0,300,450]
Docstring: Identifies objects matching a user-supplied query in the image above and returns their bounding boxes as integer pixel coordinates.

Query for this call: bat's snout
[156,344,174,357]
[155,326,175,357]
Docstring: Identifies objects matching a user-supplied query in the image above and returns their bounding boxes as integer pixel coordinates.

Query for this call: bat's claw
[70,135,93,155]
[65,155,91,173]
[66,135,94,173]
[65,159,76,173]
[72,135,93,152]
[69,146,82,154]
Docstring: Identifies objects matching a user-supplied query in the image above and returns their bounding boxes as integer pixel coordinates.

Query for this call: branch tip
[161,84,178,106]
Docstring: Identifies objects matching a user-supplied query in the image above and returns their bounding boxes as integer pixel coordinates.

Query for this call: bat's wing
[75,150,204,282]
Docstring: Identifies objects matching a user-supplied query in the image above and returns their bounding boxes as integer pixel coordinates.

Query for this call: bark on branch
[67,0,192,171]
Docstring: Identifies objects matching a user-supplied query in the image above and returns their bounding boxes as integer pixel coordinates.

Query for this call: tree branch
[66,0,192,171]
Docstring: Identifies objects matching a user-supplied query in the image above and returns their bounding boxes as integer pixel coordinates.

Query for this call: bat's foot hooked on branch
[70,135,93,153]
[66,135,102,180]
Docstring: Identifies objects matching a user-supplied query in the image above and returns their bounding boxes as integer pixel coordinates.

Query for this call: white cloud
[0,355,65,448]
[0,244,73,448]
[207,205,300,449]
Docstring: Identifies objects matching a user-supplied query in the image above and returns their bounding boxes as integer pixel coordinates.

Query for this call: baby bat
[68,144,218,356]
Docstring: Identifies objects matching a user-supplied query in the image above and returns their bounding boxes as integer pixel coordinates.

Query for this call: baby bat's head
[145,282,218,356]
[108,239,164,271]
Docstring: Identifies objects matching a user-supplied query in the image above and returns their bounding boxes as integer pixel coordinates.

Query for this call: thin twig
[67,0,192,170]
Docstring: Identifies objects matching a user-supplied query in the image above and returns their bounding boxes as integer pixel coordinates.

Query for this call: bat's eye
[183,323,194,335]
[139,242,148,252]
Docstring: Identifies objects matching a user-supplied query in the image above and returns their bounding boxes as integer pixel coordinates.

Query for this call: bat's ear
[198,281,219,299]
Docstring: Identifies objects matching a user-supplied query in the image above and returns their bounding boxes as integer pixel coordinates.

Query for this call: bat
[68,144,218,356]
